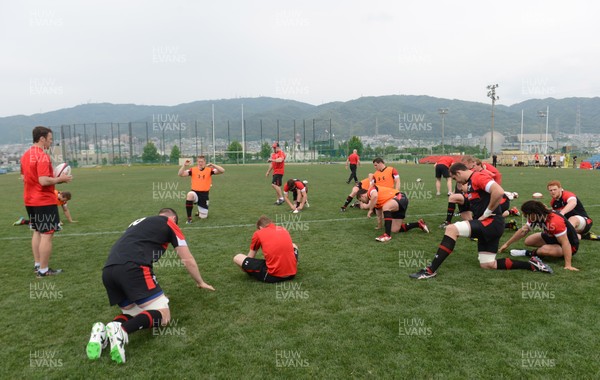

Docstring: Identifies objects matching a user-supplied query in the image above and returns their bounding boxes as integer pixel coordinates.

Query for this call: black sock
[383,211,392,236]
[342,196,353,208]
[399,222,419,232]
[121,310,163,334]
[446,203,456,223]
[526,249,536,257]
[496,258,534,271]
[185,201,193,218]
[428,235,456,272]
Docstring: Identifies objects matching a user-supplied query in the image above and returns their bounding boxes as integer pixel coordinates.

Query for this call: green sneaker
[86,322,107,360]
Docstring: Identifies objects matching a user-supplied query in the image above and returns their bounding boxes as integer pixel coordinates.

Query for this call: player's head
[546,180,563,199]
[197,155,206,168]
[356,188,369,203]
[449,162,470,183]
[272,142,280,151]
[353,149,357,154]
[159,207,179,225]
[256,215,272,229]
[521,200,550,224]
[286,179,297,191]
[59,191,72,201]
[372,157,384,169]
[32,126,53,146]
[460,155,475,169]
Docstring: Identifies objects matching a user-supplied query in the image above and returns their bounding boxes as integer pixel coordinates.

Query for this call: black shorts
[102,262,164,307]
[499,196,510,214]
[541,233,579,255]
[468,217,504,253]
[292,187,308,202]
[390,192,408,219]
[26,205,60,234]
[435,164,450,179]
[242,251,298,283]
[192,190,209,209]
[457,195,471,213]
[272,174,283,186]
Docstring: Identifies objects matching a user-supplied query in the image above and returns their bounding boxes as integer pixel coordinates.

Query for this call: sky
[1,0,599,117]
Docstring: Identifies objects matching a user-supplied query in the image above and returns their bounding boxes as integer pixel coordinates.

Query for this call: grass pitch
[1,162,600,379]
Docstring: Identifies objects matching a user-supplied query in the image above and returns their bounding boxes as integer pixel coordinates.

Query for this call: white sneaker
[510,249,527,257]
[86,322,107,360]
[106,321,129,364]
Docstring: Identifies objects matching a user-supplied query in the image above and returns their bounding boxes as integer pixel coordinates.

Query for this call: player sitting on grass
[499,200,580,271]
[547,180,598,240]
[233,215,298,283]
[86,208,214,364]
[410,163,552,280]
[355,185,429,242]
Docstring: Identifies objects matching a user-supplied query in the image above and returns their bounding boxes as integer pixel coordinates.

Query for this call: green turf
[2,163,600,379]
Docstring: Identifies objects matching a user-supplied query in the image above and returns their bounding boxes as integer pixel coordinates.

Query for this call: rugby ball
[416,178,422,183]
[54,163,71,177]
[532,192,543,199]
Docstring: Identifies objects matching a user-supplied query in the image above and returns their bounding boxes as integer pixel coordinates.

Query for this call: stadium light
[486,84,499,156]
[438,108,448,154]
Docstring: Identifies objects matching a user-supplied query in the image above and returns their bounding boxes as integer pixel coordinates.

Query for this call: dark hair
[449,162,468,175]
[60,191,72,201]
[356,188,368,199]
[286,179,296,191]
[372,157,384,164]
[256,215,272,228]
[159,208,179,225]
[520,200,550,224]
[32,126,52,143]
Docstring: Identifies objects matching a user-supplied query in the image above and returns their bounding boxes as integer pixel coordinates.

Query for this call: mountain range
[1,95,598,144]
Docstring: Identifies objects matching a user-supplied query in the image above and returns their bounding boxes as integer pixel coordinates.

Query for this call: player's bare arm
[176,246,215,291]
[479,182,503,220]
[178,160,192,176]
[558,234,578,271]
[499,225,530,252]
[207,163,225,174]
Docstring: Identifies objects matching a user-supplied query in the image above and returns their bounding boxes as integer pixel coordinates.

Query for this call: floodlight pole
[537,110,546,155]
[438,108,448,154]
[486,84,499,157]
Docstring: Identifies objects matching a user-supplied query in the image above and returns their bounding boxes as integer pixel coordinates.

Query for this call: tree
[142,142,160,163]
[259,142,272,160]
[347,136,364,155]
[227,141,243,161]
[170,145,181,164]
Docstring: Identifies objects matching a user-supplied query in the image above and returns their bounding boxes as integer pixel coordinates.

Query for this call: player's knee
[186,192,195,201]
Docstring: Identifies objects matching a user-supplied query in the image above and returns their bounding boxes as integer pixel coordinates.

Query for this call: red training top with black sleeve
[481,163,502,185]
[104,216,187,268]
[550,190,589,219]
[528,211,579,249]
[21,146,56,206]
[435,156,455,168]
[250,223,297,277]
[464,171,501,219]
[270,150,286,175]
[283,180,305,193]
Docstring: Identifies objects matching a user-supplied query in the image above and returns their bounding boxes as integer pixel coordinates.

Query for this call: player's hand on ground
[564,266,579,271]
[498,244,508,253]
[198,282,215,291]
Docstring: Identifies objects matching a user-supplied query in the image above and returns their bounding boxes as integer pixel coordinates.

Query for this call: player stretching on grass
[356,185,429,242]
[178,155,225,224]
[500,200,579,271]
[410,162,552,280]
[86,208,214,364]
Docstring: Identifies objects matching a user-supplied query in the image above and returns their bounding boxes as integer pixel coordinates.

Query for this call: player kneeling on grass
[355,185,429,242]
[178,156,225,224]
[499,200,579,271]
[86,208,215,364]
[283,179,309,213]
[410,163,552,280]
[233,215,298,283]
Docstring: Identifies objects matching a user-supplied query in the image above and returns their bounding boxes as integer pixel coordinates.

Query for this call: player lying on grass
[86,208,214,364]
[499,200,579,271]
[233,215,298,283]
[355,185,429,242]
[410,163,552,280]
